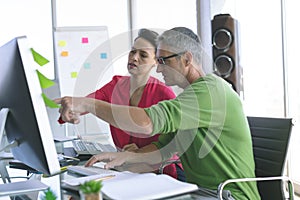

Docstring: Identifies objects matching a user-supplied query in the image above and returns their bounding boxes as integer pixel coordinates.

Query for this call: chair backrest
[247,116,293,200]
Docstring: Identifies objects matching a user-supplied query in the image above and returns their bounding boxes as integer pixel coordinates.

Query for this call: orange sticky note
[71,72,78,78]
[82,37,89,44]
[61,51,69,57]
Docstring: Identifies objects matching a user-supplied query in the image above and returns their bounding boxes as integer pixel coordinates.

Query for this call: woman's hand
[122,143,139,152]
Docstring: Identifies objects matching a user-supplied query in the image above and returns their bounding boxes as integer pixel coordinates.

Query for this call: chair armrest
[217,176,294,200]
[158,159,181,174]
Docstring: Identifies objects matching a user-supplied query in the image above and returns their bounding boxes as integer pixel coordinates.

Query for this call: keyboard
[67,165,119,176]
[72,140,117,155]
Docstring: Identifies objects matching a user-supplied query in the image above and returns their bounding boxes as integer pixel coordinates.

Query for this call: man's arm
[84,149,163,169]
[54,96,153,135]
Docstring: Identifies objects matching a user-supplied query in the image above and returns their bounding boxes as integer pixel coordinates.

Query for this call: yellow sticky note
[58,40,67,47]
[61,51,69,57]
[30,48,49,66]
[71,72,78,78]
[41,93,61,108]
[36,70,55,89]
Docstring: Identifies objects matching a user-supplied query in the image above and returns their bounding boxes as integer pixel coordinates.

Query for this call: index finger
[53,98,62,104]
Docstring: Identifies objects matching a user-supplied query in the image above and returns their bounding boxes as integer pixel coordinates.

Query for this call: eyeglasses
[156,52,185,65]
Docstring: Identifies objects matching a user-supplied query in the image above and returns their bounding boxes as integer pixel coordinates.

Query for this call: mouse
[92,161,107,169]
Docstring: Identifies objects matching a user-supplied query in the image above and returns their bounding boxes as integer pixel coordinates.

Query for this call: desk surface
[2,162,203,200]
[60,170,202,200]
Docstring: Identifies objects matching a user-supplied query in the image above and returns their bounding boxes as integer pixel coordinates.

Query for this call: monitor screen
[0,36,60,176]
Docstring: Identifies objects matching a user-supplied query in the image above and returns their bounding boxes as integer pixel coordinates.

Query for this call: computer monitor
[0,36,61,176]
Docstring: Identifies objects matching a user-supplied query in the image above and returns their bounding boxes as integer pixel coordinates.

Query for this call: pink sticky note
[82,37,89,44]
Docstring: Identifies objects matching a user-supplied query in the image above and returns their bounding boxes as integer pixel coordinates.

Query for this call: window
[285,0,300,192]
[0,0,54,79]
[132,0,197,33]
[218,0,300,193]
[234,0,285,117]
[54,0,130,76]
[55,0,128,38]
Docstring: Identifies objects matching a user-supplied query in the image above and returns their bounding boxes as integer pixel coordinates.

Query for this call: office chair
[158,158,182,174]
[218,116,294,200]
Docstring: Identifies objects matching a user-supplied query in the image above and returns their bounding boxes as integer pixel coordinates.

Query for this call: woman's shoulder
[148,76,171,89]
[148,76,176,98]
[148,76,167,86]
[112,75,130,81]
[108,75,130,85]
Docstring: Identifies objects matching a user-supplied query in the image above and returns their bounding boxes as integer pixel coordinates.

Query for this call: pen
[42,165,71,178]
[95,175,115,182]
[60,154,80,161]
[60,166,69,172]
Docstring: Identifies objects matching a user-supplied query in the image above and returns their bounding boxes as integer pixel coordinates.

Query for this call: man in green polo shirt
[55,27,260,199]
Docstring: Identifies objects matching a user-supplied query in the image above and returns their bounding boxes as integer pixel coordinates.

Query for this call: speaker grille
[214,55,234,78]
[212,28,233,51]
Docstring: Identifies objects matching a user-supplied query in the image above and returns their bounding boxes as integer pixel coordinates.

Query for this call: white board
[53,26,114,136]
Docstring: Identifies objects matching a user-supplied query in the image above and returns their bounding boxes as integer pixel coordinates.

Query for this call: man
[55,27,260,199]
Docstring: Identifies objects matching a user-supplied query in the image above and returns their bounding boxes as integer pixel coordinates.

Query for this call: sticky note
[71,72,78,78]
[82,37,89,44]
[61,51,69,57]
[83,63,91,69]
[100,53,107,59]
[58,40,67,47]
[36,70,55,89]
[41,93,61,108]
[30,48,49,66]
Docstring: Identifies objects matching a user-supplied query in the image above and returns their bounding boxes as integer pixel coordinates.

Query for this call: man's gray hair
[157,27,203,65]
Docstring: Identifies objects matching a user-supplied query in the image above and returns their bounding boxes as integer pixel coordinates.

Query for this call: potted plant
[41,188,57,200]
[79,180,103,200]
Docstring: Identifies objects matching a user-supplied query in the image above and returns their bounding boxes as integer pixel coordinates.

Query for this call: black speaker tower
[211,14,243,94]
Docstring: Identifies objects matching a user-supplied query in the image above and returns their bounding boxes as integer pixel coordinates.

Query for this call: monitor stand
[0,108,49,197]
[0,108,19,153]
[0,108,14,183]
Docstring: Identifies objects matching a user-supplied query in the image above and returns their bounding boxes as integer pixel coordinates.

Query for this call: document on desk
[101,172,199,200]
[62,174,116,186]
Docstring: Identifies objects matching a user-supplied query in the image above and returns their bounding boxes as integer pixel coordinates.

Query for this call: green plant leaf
[79,180,103,194]
[41,188,57,200]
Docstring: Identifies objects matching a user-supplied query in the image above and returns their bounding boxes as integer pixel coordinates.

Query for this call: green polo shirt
[145,74,261,200]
